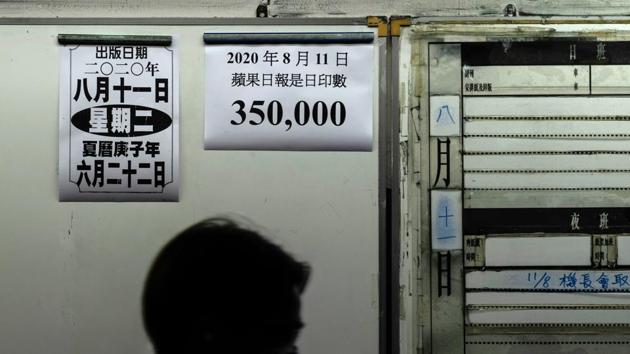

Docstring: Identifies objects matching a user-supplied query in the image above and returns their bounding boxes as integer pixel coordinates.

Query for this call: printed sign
[204,41,374,150]
[59,43,179,201]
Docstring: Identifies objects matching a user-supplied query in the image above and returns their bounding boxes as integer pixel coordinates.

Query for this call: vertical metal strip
[422,41,434,354]
[379,19,407,354]
[389,24,402,354]
[372,16,398,354]
[375,14,403,354]
[202,32,375,44]
[396,25,420,354]
[384,17,410,354]
[377,26,391,354]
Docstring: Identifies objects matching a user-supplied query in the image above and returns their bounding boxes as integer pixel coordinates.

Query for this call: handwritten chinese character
[613,273,630,288]
[559,272,577,288]
[580,273,593,289]
[436,105,455,125]
[597,273,610,289]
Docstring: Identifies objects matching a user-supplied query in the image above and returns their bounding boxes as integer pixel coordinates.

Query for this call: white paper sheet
[59,42,179,201]
[431,190,462,250]
[430,95,461,136]
[204,41,374,151]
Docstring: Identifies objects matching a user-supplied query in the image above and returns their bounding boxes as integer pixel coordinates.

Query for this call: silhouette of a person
[143,218,310,354]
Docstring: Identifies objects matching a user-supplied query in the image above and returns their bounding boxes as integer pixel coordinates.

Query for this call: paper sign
[204,41,374,150]
[430,95,460,136]
[431,190,462,250]
[466,270,630,291]
[59,42,179,201]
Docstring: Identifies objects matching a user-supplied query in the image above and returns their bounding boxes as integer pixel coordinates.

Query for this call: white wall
[0,25,379,354]
[2,0,630,18]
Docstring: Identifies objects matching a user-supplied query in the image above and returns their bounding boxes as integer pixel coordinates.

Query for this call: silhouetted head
[143,218,310,354]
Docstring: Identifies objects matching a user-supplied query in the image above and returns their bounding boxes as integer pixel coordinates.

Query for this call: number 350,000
[230,100,346,130]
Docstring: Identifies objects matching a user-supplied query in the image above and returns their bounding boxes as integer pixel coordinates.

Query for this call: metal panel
[13,1,630,18]
[466,334,630,354]
[467,292,630,305]
[404,23,630,354]
[465,173,630,189]
[462,65,589,96]
[202,32,374,44]
[468,308,630,324]
[464,96,630,117]
[57,33,172,45]
[484,235,592,267]
[466,270,630,291]
[427,41,465,354]
[616,235,630,265]
[464,190,630,209]
[428,44,461,95]
[464,154,630,171]
[465,120,630,136]
[592,65,630,94]
[464,138,630,152]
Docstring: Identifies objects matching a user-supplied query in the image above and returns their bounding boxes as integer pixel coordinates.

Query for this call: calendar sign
[59,43,179,201]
